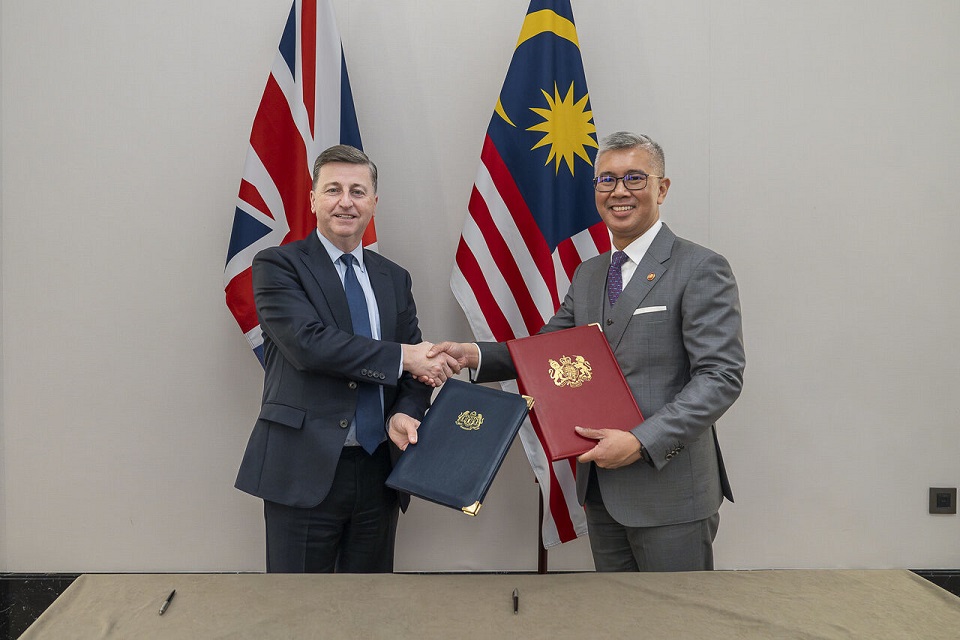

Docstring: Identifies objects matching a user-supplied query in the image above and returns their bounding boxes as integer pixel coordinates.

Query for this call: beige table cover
[21,570,960,639]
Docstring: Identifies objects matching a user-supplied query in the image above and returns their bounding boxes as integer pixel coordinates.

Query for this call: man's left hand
[388,412,421,451]
[575,426,644,469]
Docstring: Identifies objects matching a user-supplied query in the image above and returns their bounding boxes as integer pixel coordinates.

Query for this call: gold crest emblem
[548,355,593,388]
[456,410,483,431]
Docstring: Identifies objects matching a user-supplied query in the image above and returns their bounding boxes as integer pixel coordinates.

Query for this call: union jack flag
[451,0,608,548]
[225,0,373,363]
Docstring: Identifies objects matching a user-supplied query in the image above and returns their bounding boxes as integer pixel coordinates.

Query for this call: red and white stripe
[225,0,374,354]
[452,136,608,547]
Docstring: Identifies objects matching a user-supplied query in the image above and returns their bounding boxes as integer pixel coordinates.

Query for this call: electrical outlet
[929,487,957,514]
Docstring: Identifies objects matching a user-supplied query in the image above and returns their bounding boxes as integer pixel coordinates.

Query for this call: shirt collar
[316,230,364,269]
[616,219,663,266]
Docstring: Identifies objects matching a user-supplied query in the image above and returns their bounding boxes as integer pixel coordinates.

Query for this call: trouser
[264,443,398,573]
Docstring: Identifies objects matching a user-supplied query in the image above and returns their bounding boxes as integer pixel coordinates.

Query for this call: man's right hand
[427,342,478,369]
[402,342,462,386]
[413,342,479,385]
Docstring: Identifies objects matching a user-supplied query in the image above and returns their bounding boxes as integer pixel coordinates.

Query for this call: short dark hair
[311,144,378,192]
[595,132,665,175]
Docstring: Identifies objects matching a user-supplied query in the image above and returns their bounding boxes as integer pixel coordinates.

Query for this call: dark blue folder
[386,378,531,516]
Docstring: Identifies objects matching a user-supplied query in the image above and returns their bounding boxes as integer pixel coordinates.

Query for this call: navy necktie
[339,253,383,454]
[607,251,629,306]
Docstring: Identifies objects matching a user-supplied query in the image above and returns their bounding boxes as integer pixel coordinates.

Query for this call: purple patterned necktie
[607,251,629,306]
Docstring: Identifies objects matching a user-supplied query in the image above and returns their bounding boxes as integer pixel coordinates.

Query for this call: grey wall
[1,0,958,572]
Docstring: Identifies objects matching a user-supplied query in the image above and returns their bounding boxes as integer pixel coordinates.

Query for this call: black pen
[513,588,519,614]
[159,589,176,616]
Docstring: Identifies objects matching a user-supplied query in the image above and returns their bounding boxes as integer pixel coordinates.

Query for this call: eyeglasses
[592,173,662,192]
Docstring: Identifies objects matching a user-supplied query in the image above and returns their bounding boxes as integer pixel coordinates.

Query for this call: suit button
[378,372,385,380]
[348,381,357,390]
[606,319,614,326]
[361,368,368,376]
[339,419,349,429]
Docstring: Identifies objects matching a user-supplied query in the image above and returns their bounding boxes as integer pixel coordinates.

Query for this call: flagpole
[538,484,548,574]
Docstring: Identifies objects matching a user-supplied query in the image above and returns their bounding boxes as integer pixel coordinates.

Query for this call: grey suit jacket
[235,232,431,509]
[477,224,744,528]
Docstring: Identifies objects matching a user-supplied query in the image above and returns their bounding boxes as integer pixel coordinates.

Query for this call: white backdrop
[1,0,958,572]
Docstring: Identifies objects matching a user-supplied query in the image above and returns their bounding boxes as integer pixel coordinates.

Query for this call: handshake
[401,341,480,387]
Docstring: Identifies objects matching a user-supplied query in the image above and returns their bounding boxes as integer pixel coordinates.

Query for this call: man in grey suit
[427,132,745,571]
[236,145,458,573]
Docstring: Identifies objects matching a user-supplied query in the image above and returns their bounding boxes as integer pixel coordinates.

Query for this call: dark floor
[2,571,959,639]
[0,574,79,640]
[920,570,960,600]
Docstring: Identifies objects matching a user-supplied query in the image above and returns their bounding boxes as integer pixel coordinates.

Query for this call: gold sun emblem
[456,410,484,431]
[527,82,598,176]
[548,355,593,388]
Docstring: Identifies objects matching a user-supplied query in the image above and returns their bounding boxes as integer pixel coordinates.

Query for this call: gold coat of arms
[548,355,592,388]
[456,410,483,431]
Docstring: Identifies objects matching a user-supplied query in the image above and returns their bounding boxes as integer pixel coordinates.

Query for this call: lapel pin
[647,273,656,281]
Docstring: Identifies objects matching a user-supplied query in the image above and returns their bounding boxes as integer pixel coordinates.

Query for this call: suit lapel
[605,224,676,350]
[297,233,354,331]
[584,258,609,326]
[365,251,398,342]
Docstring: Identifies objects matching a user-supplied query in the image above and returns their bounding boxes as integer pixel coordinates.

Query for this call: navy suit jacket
[235,232,431,509]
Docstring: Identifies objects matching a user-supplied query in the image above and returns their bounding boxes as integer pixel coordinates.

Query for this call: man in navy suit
[236,145,458,573]
[428,132,745,572]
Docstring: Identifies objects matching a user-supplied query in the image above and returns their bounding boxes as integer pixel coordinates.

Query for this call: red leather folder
[506,324,643,461]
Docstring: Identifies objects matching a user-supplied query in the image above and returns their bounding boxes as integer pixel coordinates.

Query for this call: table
[21,570,960,639]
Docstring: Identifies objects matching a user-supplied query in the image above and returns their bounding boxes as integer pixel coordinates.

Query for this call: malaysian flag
[451,0,608,547]
[225,0,374,363]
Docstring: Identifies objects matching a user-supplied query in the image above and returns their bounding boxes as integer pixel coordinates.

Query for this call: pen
[159,589,176,616]
[513,588,519,614]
